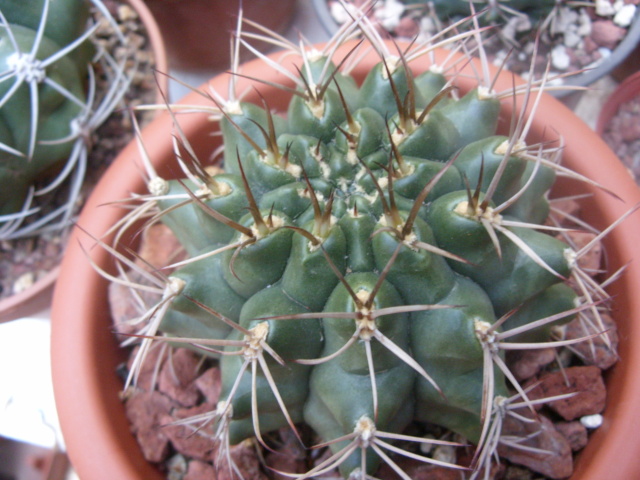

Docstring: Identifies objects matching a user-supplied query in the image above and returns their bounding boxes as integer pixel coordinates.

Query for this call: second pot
[144,0,297,71]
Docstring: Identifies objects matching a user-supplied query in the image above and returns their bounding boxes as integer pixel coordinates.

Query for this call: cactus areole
[106,23,621,479]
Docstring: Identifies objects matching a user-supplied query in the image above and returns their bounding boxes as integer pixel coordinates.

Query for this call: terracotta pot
[51,42,640,479]
[0,0,168,323]
[143,0,297,71]
[596,70,640,135]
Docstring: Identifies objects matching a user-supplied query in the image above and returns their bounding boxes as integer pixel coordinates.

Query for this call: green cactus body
[0,21,87,214]
[0,0,91,50]
[0,0,132,238]
[132,50,582,478]
[402,0,557,23]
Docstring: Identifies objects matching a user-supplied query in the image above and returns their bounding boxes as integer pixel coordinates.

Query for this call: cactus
[400,0,580,29]
[0,0,133,239]
[402,0,557,23]
[106,9,619,480]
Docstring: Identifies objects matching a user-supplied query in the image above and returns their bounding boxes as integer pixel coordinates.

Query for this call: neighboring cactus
[334,0,637,87]
[0,0,133,239]
[106,9,618,480]
[403,0,558,23]
[399,0,595,31]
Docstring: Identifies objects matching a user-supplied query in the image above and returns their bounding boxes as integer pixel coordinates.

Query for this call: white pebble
[581,413,604,429]
[564,28,582,49]
[330,1,359,25]
[595,0,616,17]
[433,444,457,464]
[117,5,137,22]
[501,21,518,45]
[374,0,405,31]
[552,6,579,36]
[513,14,532,33]
[491,49,508,68]
[577,10,592,37]
[419,16,437,36]
[551,45,571,71]
[598,47,613,59]
[419,435,436,454]
[13,272,35,294]
[547,74,566,87]
[524,42,536,55]
[614,5,637,28]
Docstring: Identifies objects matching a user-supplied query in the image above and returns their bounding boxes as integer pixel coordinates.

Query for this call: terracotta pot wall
[51,42,640,480]
[596,71,640,135]
[144,0,297,70]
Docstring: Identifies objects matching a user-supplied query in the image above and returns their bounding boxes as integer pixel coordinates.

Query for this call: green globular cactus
[0,0,131,239]
[112,11,614,480]
[402,0,557,22]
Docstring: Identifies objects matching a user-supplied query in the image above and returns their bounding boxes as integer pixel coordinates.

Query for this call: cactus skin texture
[116,17,609,480]
[0,0,89,215]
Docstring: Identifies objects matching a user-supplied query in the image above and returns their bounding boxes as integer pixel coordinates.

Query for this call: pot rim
[51,41,640,480]
[596,70,640,134]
